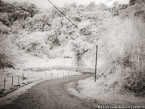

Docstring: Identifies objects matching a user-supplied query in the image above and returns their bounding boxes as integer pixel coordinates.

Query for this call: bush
[124,71,145,93]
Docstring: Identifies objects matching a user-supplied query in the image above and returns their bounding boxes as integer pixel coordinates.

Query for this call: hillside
[0,0,145,99]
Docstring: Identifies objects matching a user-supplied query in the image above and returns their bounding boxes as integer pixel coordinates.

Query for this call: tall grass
[109,17,145,94]
[99,5,145,95]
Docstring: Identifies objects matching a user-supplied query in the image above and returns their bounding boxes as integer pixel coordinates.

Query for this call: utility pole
[95,45,98,82]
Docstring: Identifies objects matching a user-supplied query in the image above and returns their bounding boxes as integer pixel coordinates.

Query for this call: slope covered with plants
[0,0,145,96]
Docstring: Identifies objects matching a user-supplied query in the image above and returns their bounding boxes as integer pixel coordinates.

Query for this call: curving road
[0,75,101,109]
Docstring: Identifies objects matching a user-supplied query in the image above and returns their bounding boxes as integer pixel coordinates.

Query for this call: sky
[4,0,129,8]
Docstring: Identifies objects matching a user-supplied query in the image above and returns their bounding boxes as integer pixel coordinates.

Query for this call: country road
[0,75,101,109]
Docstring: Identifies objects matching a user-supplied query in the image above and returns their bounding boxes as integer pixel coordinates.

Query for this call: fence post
[45,73,47,78]
[18,76,20,85]
[22,73,24,80]
[51,73,53,78]
[28,72,29,78]
[11,76,14,86]
[4,78,6,89]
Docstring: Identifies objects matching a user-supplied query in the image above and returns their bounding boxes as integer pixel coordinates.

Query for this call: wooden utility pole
[95,45,98,82]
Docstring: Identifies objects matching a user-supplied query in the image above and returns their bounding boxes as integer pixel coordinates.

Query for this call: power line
[47,0,98,82]
[47,0,78,29]
[47,0,95,44]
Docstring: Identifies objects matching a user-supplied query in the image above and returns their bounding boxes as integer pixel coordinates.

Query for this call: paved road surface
[0,75,101,109]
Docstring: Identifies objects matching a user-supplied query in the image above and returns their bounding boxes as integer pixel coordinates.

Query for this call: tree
[129,0,145,5]
[129,0,136,5]
[112,1,119,8]
[0,13,10,26]
[0,21,10,34]
[72,39,91,70]
[71,2,77,8]
[88,2,96,8]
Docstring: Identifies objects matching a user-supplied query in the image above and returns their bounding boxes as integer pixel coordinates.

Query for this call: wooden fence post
[45,73,47,78]
[22,73,23,78]
[28,72,29,78]
[51,73,53,78]
[4,78,6,89]
[18,76,20,85]
[11,76,14,86]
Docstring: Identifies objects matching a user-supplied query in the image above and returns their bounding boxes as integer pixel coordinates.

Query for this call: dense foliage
[0,0,38,68]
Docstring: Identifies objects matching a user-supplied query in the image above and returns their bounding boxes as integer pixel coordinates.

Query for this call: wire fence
[1,71,74,90]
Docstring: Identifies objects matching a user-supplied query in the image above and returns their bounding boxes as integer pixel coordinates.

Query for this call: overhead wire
[47,0,78,29]
[47,0,95,44]
[48,0,99,82]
